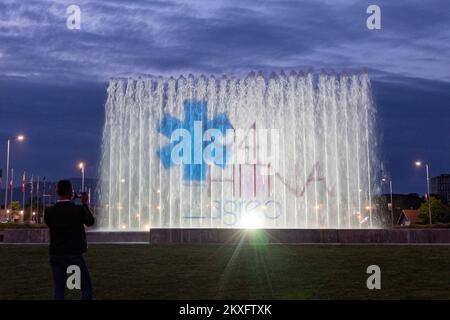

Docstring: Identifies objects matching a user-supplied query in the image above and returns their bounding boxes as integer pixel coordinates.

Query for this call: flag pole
[42,177,46,223]
[22,172,26,215]
[4,139,10,219]
[30,175,33,222]
[36,176,40,222]
[10,168,14,206]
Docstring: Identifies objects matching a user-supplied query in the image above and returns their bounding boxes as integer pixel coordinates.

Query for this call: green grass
[1,243,449,299]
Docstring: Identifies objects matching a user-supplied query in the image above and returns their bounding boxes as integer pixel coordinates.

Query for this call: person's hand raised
[81,192,89,205]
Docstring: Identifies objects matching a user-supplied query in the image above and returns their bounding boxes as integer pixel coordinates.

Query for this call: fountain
[97,71,381,230]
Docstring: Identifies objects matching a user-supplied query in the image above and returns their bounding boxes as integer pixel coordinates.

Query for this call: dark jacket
[44,201,95,255]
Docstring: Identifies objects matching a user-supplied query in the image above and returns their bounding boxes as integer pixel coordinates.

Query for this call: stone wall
[0,229,149,244]
[148,228,450,244]
[1,228,450,244]
[86,231,149,243]
[2,229,50,243]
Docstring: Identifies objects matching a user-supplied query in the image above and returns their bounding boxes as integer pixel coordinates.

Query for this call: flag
[0,168,2,186]
[22,172,26,193]
[30,175,34,193]
[9,176,12,193]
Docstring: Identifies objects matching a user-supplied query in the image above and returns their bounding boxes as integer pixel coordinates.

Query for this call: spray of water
[98,71,381,230]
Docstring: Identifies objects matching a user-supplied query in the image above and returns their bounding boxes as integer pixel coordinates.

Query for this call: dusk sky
[0,0,449,194]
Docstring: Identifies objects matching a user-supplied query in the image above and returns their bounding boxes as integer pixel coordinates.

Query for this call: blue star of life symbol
[157,100,233,182]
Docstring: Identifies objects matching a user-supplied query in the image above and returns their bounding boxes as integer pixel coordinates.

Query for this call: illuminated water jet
[98,71,381,230]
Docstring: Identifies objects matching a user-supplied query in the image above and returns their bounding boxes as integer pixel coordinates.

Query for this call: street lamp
[415,161,432,225]
[4,135,25,218]
[382,177,394,227]
[78,162,85,192]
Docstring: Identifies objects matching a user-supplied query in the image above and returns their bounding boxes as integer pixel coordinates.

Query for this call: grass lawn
[0,243,449,299]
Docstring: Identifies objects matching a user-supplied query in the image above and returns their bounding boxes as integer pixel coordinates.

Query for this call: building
[397,209,421,226]
[431,174,450,203]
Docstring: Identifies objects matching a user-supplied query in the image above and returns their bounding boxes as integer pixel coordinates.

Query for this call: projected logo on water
[156,99,282,227]
[98,72,381,230]
[157,100,232,182]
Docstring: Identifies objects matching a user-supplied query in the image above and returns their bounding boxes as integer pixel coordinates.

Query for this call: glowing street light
[78,162,85,192]
[414,160,432,225]
[4,134,25,218]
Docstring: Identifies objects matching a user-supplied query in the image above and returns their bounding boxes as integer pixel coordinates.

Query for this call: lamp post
[415,161,432,225]
[78,162,85,192]
[382,177,394,226]
[4,135,25,219]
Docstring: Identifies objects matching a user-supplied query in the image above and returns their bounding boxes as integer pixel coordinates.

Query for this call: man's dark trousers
[49,254,93,300]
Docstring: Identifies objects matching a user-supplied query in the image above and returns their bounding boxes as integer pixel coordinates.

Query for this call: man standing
[44,180,95,300]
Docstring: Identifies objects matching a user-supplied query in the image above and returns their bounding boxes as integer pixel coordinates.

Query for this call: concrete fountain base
[148,228,450,244]
[2,228,450,244]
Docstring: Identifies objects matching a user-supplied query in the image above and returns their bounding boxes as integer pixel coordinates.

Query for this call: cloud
[0,0,449,82]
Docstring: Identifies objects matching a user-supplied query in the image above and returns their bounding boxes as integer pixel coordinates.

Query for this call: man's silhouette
[44,180,95,300]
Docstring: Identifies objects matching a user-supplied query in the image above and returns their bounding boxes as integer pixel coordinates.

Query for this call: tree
[9,201,22,223]
[418,197,450,224]
[374,193,423,227]
[10,201,20,212]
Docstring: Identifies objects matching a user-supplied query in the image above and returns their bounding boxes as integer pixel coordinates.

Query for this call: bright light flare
[240,211,263,229]
[415,161,422,167]
[17,135,25,141]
